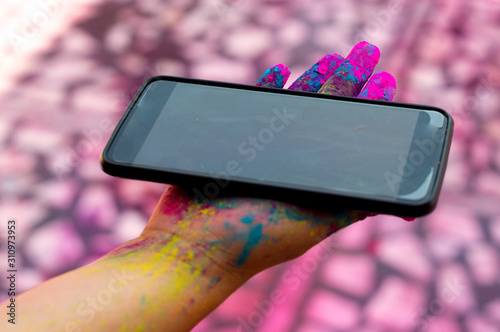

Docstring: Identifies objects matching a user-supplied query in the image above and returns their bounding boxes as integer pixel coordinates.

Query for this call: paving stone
[464,243,500,286]
[321,253,375,297]
[365,277,426,331]
[305,290,360,331]
[24,220,85,274]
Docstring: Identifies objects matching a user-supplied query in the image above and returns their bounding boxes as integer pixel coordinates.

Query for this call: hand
[137,41,398,280]
[8,42,400,332]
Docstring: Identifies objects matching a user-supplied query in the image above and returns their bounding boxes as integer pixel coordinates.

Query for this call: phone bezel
[100,75,454,217]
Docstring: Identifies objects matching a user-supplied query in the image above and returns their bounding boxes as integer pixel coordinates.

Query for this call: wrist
[104,233,249,289]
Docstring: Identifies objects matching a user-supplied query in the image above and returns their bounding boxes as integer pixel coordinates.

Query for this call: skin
[1,41,400,332]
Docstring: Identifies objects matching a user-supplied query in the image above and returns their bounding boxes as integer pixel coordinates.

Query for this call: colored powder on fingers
[288,53,344,92]
[346,41,380,79]
[358,71,397,101]
[256,64,291,88]
[319,41,380,97]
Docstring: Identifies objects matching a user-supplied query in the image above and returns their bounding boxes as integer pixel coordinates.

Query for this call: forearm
[4,235,247,332]
[4,187,368,332]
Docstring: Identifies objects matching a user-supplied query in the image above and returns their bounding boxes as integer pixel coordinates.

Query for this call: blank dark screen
[124,81,444,201]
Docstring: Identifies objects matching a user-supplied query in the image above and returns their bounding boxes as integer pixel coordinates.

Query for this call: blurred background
[1,0,500,331]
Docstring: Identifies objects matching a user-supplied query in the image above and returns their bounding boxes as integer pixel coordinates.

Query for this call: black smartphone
[100,76,453,217]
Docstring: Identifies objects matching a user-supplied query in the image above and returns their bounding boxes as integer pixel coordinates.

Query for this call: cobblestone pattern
[1,0,500,331]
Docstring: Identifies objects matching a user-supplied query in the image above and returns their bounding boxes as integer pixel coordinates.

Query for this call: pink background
[1,0,500,331]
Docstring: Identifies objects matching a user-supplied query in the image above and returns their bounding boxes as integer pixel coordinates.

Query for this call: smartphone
[100,76,453,217]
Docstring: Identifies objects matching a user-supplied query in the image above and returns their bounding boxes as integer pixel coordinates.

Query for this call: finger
[357,71,397,101]
[318,41,380,97]
[288,53,344,92]
[256,64,291,88]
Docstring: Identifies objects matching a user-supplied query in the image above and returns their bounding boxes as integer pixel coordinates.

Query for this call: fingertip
[347,41,381,74]
[272,64,291,83]
[358,71,397,101]
[373,71,396,87]
[275,63,291,75]
[256,64,290,88]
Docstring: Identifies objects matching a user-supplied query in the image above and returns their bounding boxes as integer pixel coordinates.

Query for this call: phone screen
[108,79,448,203]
